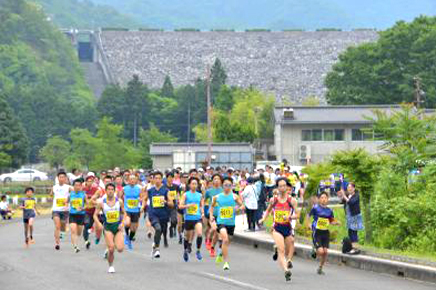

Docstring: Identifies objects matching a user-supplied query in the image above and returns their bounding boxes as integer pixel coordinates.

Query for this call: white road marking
[199,272,272,290]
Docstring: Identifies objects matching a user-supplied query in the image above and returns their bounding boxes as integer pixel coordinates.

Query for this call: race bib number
[71,198,83,210]
[220,207,233,219]
[187,204,198,215]
[56,198,67,207]
[25,200,35,210]
[152,196,165,208]
[106,211,119,223]
[316,217,330,230]
[127,199,139,209]
[274,210,290,223]
[169,191,177,201]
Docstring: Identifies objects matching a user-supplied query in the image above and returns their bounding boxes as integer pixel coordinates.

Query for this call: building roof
[150,143,254,156]
[274,105,415,124]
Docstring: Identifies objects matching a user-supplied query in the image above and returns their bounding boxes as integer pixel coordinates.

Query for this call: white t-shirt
[52,184,71,212]
[242,184,258,210]
[0,201,8,211]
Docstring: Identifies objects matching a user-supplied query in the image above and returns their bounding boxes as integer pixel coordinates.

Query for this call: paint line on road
[198,272,271,290]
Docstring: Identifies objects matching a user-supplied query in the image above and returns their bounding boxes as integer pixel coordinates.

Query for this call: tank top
[52,184,70,212]
[216,193,236,226]
[103,197,121,224]
[184,190,202,221]
[123,185,141,213]
[69,190,86,215]
[272,196,294,227]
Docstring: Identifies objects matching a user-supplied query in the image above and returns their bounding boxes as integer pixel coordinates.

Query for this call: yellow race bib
[187,204,199,215]
[220,207,234,219]
[152,196,165,208]
[274,210,290,223]
[25,200,35,210]
[56,198,67,207]
[127,199,139,209]
[106,211,120,223]
[169,191,177,201]
[71,198,83,210]
[316,217,330,230]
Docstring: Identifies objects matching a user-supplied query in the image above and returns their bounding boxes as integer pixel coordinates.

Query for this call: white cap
[198,168,204,172]
[86,172,95,177]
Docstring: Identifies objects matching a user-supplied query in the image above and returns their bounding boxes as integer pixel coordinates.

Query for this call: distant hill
[91,0,436,30]
[32,0,139,29]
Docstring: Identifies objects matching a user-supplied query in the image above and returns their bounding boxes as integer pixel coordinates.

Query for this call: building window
[301,129,345,141]
[334,129,345,141]
[312,129,322,141]
[302,130,312,141]
[352,129,374,141]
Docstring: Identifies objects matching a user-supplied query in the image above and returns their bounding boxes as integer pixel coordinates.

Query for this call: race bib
[56,198,67,207]
[152,196,165,208]
[127,199,139,209]
[169,191,177,201]
[71,198,83,210]
[106,210,119,223]
[187,204,198,215]
[220,207,234,219]
[25,200,35,210]
[274,210,290,223]
[316,217,330,230]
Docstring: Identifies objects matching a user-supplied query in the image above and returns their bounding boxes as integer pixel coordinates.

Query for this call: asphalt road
[0,217,434,290]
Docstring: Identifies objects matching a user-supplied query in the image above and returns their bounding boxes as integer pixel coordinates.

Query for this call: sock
[129,231,135,241]
[125,226,130,237]
[219,240,223,249]
[196,236,203,250]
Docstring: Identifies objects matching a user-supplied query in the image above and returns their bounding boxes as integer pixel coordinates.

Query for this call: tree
[69,128,101,170]
[210,58,227,102]
[326,16,436,108]
[161,75,174,98]
[302,95,321,106]
[138,124,177,168]
[0,95,29,168]
[39,136,70,170]
[214,85,234,112]
[125,75,148,147]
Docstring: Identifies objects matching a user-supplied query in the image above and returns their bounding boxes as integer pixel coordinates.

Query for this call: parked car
[0,169,49,183]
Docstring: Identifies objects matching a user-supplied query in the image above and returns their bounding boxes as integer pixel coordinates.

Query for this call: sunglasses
[223,184,232,188]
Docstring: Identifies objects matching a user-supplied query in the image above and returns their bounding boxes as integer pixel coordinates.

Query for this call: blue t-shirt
[148,186,169,220]
[69,191,86,215]
[184,190,202,221]
[124,184,141,213]
[216,193,236,226]
[309,204,334,231]
[205,187,222,216]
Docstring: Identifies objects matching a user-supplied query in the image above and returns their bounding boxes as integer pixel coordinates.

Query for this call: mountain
[32,0,139,29]
[91,0,436,30]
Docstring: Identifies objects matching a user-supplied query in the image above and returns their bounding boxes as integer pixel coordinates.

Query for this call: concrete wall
[152,155,173,171]
[280,124,385,165]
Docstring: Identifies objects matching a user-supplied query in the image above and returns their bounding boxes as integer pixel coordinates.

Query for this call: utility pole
[206,65,212,166]
[414,76,424,119]
[187,101,191,144]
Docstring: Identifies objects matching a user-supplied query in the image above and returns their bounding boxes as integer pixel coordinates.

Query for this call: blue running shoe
[183,250,189,262]
[127,239,133,250]
[196,250,202,261]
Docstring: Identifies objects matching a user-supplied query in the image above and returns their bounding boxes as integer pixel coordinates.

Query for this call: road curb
[232,233,436,284]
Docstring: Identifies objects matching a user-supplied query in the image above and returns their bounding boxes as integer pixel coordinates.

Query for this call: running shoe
[29,238,35,244]
[95,237,100,245]
[164,240,169,248]
[55,244,60,251]
[223,262,230,271]
[317,267,325,275]
[60,232,64,240]
[104,249,108,259]
[210,247,216,257]
[85,240,91,250]
[124,235,129,245]
[108,266,115,274]
[147,232,152,239]
[183,250,189,262]
[215,253,223,264]
[74,246,80,253]
[196,250,202,261]
[127,239,133,250]
[287,260,293,269]
[311,248,317,259]
[206,240,211,250]
[272,245,278,261]
[285,270,292,281]
[178,236,183,245]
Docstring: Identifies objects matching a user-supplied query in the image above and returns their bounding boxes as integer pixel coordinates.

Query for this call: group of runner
[20,165,341,281]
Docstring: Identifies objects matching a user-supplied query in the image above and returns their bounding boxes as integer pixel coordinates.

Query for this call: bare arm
[259,197,274,224]
[93,202,103,227]
[209,196,218,222]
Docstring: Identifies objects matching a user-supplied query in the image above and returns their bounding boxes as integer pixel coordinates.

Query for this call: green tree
[0,95,29,168]
[302,96,321,106]
[138,124,177,168]
[210,58,227,102]
[326,16,436,107]
[39,136,71,170]
[69,128,101,170]
[161,75,175,98]
[214,85,234,112]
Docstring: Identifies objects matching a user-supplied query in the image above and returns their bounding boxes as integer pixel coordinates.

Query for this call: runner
[68,178,87,253]
[165,172,179,241]
[176,173,189,244]
[94,183,126,273]
[259,177,299,282]
[209,177,244,270]
[310,191,340,275]
[50,171,71,250]
[83,174,101,249]
[179,177,204,262]
[20,187,40,247]
[144,171,173,259]
[205,174,223,257]
[121,175,143,250]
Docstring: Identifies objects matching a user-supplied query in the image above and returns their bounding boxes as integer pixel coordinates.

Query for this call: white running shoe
[103,249,108,259]
[108,266,115,273]
[153,249,161,259]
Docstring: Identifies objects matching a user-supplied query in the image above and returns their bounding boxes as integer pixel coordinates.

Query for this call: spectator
[241,177,258,231]
[0,195,12,220]
[338,182,363,254]
[255,174,267,229]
